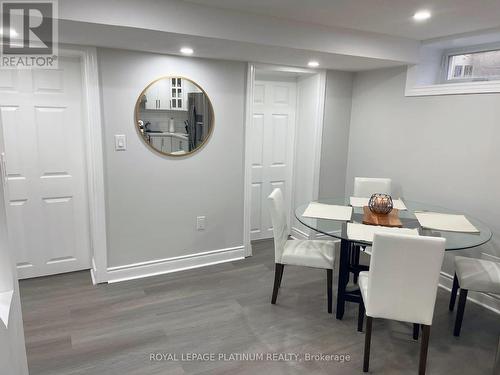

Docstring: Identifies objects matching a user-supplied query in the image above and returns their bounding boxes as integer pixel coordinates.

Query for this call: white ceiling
[59,20,405,71]
[185,0,500,40]
[58,0,421,71]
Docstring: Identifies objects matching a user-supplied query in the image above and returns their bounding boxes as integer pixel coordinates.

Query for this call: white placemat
[302,202,353,221]
[349,197,407,210]
[347,223,419,242]
[414,212,479,233]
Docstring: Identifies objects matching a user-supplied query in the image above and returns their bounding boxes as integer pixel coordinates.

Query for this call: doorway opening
[243,64,326,256]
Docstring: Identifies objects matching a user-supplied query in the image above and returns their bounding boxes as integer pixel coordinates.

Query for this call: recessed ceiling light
[413,10,431,21]
[308,60,319,68]
[180,47,194,55]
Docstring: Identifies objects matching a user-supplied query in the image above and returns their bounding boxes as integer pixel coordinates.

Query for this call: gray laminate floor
[20,240,499,374]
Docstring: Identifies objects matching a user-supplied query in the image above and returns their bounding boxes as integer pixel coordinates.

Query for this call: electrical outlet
[196,216,206,231]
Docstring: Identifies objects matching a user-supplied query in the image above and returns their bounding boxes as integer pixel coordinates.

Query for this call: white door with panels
[0,57,91,279]
[251,80,296,240]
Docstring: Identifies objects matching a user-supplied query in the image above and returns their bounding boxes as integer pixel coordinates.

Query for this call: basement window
[446,49,500,82]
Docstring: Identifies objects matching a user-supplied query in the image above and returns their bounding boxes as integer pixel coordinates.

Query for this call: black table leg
[353,245,361,283]
[336,238,350,319]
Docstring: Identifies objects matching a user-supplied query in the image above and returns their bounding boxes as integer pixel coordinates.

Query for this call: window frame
[442,42,500,84]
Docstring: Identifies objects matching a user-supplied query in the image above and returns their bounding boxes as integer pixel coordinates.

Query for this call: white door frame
[62,45,108,284]
[294,69,327,241]
[243,63,326,256]
[0,44,108,283]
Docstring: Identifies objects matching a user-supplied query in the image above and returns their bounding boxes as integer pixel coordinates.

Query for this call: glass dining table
[295,198,492,320]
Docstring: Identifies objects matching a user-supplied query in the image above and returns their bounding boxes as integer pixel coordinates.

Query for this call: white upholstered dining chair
[357,233,446,374]
[352,177,393,279]
[268,188,339,313]
[449,256,500,336]
[353,177,392,198]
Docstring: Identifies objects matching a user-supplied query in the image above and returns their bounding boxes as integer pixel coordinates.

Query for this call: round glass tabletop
[295,198,492,251]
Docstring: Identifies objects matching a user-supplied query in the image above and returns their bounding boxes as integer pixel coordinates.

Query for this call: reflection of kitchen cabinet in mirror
[136,77,214,157]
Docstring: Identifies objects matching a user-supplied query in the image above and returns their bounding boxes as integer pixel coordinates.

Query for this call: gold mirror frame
[134,76,215,157]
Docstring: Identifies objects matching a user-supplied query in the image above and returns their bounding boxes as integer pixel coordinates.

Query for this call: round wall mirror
[135,77,214,156]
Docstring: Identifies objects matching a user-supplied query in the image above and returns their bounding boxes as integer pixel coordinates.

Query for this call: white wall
[346,66,500,277]
[319,71,354,199]
[0,116,28,374]
[98,48,246,268]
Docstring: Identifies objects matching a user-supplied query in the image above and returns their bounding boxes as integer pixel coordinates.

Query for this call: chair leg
[413,323,420,340]
[449,273,460,311]
[271,263,284,304]
[278,264,285,287]
[358,300,365,332]
[419,325,431,375]
[327,269,333,314]
[363,316,373,372]
[454,288,468,337]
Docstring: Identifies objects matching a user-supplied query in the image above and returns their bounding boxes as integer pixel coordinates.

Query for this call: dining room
[242,17,500,374]
[273,64,500,374]
[1,1,500,375]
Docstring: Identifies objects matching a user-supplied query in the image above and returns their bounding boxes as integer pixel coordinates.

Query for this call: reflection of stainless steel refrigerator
[187,93,209,151]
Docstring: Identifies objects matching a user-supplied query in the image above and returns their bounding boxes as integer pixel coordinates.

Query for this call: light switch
[114,135,127,151]
[196,216,206,231]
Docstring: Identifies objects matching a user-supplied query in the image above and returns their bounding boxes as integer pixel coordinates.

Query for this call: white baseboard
[90,257,97,285]
[106,246,245,284]
[439,271,500,315]
[90,257,109,285]
[90,268,97,285]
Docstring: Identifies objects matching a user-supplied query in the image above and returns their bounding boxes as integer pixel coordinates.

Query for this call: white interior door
[251,80,296,240]
[0,57,91,279]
